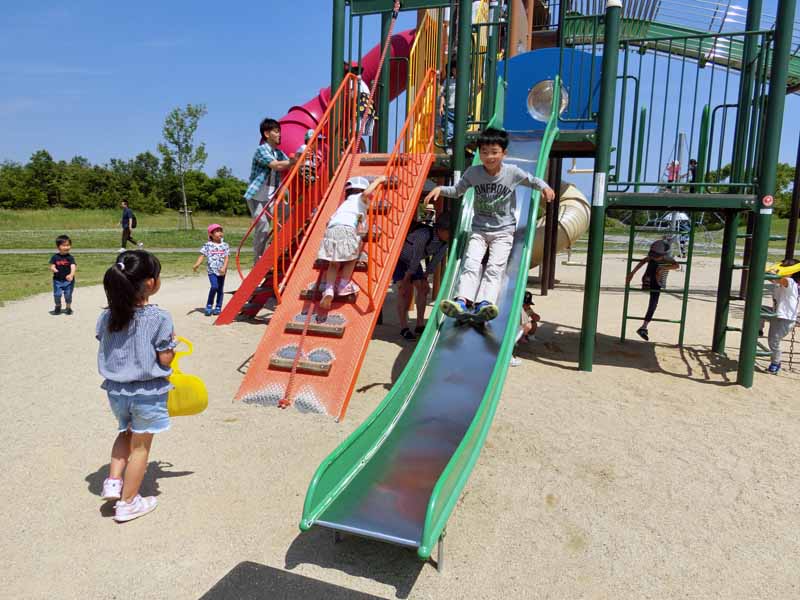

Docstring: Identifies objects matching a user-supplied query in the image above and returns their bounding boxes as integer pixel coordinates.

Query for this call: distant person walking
[119,200,143,252]
[243,118,294,263]
[49,234,76,315]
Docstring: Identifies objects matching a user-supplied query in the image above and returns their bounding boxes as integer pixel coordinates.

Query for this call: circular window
[526,80,569,122]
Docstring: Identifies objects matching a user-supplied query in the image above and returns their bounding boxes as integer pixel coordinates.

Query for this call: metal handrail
[365,68,437,301]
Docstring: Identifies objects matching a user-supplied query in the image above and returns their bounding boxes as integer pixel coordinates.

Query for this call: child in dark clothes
[49,234,77,315]
[626,239,679,341]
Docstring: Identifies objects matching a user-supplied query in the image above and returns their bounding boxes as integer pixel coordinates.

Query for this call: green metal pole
[481,0,499,125]
[696,105,711,194]
[331,0,346,93]
[620,215,636,341]
[634,106,646,192]
[737,0,796,387]
[678,215,696,347]
[377,10,392,153]
[453,0,474,173]
[578,0,622,372]
[712,210,739,354]
[730,0,762,184]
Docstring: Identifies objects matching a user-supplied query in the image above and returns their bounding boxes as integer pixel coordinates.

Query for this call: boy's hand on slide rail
[541,186,555,203]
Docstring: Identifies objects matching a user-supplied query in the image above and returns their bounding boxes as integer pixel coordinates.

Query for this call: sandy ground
[2,254,799,600]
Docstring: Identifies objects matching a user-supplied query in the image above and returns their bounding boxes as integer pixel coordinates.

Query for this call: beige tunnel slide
[530,181,590,268]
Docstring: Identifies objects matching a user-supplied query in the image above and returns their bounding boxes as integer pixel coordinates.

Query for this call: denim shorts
[108,392,171,434]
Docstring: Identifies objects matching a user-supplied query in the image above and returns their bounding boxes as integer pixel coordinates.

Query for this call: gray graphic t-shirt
[439,163,548,231]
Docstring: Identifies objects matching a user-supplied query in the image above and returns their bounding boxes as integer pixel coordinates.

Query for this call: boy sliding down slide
[424,127,555,322]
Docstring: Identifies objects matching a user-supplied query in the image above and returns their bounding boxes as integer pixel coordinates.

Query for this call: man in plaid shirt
[244,118,294,262]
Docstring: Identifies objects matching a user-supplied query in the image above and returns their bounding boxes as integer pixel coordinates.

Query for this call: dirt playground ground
[2,253,799,599]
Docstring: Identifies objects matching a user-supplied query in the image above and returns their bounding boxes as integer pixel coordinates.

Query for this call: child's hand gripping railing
[365,68,438,302]
[233,73,361,287]
[167,337,208,417]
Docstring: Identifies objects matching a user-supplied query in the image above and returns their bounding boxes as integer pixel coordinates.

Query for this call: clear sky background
[1,1,798,181]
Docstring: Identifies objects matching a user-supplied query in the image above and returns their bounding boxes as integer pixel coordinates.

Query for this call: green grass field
[0,208,796,306]
[0,208,253,250]
[0,252,207,305]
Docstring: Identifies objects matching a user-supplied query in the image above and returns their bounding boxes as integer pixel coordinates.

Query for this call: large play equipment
[216,0,798,566]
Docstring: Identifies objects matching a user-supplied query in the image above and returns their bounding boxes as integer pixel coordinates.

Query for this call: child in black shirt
[49,234,76,315]
[626,239,679,340]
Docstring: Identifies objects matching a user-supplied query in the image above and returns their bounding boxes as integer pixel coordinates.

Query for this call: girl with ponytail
[96,250,177,522]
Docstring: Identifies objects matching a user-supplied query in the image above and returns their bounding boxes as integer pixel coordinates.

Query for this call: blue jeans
[53,279,74,305]
[207,273,225,309]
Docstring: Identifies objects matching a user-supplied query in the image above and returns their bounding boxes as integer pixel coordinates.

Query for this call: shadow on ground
[200,561,387,600]
[85,460,194,516]
[521,321,739,385]
[284,527,425,599]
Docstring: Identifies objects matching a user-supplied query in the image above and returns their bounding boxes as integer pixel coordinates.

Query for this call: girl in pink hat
[193,224,230,316]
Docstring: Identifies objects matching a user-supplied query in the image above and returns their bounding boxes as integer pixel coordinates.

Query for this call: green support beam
[453,0,473,173]
[331,0,346,93]
[349,0,451,15]
[605,193,757,211]
[579,0,622,372]
[737,0,797,387]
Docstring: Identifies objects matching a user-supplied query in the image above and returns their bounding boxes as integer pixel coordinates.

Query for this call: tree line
[0,103,249,216]
[0,149,248,215]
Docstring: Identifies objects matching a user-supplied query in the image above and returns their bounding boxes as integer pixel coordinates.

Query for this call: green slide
[300,78,561,559]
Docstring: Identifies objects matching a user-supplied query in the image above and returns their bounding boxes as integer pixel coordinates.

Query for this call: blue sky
[0,2,417,179]
[1,1,797,181]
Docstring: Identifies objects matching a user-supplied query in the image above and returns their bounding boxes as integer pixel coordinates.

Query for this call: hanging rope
[279,0,402,410]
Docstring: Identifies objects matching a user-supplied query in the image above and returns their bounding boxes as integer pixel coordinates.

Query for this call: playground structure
[212,0,799,566]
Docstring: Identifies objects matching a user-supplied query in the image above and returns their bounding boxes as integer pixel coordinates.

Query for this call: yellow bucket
[766,261,800,277]
[167,337,208,417]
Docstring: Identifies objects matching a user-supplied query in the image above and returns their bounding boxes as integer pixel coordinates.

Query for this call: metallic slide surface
[303,130,552,555]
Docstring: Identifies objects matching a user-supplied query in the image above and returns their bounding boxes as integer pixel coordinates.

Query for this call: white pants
[455,228,514,305]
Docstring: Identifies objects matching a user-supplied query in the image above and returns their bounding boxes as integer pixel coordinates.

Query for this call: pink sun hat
[207,223,223,239]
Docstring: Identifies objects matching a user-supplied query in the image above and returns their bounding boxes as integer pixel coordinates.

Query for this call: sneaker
[473,301,499,322]
[137,242,144,248]
[336,280,359,296]
[414,325,425,335]
[118,248,126,253]
[319,286,335,310]
[440,298,468,318]
[636,327,649,341]
[768,362,781,374]
[212,307,221,316]
[51,306,62,315]
[204,306,213,316]
[64,308,73,315]
[510,356,522,367]
[101,478,122,501]
[113,494,157,522]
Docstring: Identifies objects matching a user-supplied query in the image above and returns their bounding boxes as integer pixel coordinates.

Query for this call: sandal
[400,327,416,341]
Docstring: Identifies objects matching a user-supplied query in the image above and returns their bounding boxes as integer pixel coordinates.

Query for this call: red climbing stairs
[234,70,437,419]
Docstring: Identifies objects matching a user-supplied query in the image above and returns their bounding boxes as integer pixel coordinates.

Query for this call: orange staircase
[215,74,360,325]
[235,70,437,419]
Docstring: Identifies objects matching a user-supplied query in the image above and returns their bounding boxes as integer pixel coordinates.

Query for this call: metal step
[285,312,346,337]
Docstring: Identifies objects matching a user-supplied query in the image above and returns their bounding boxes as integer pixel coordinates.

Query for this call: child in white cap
[193,224,230,316]
[316,175,385,309]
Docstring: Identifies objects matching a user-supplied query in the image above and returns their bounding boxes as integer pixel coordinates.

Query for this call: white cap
[345,176,370,191]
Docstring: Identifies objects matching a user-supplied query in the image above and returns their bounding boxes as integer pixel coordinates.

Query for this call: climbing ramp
[235,70,437,420]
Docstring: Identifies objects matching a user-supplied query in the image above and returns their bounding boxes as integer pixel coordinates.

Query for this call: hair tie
[117,262,125,271]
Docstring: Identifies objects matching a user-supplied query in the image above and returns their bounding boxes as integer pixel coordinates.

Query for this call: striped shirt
[96,304,178,396]
[398,226,448,277]
[244,143,289,201]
